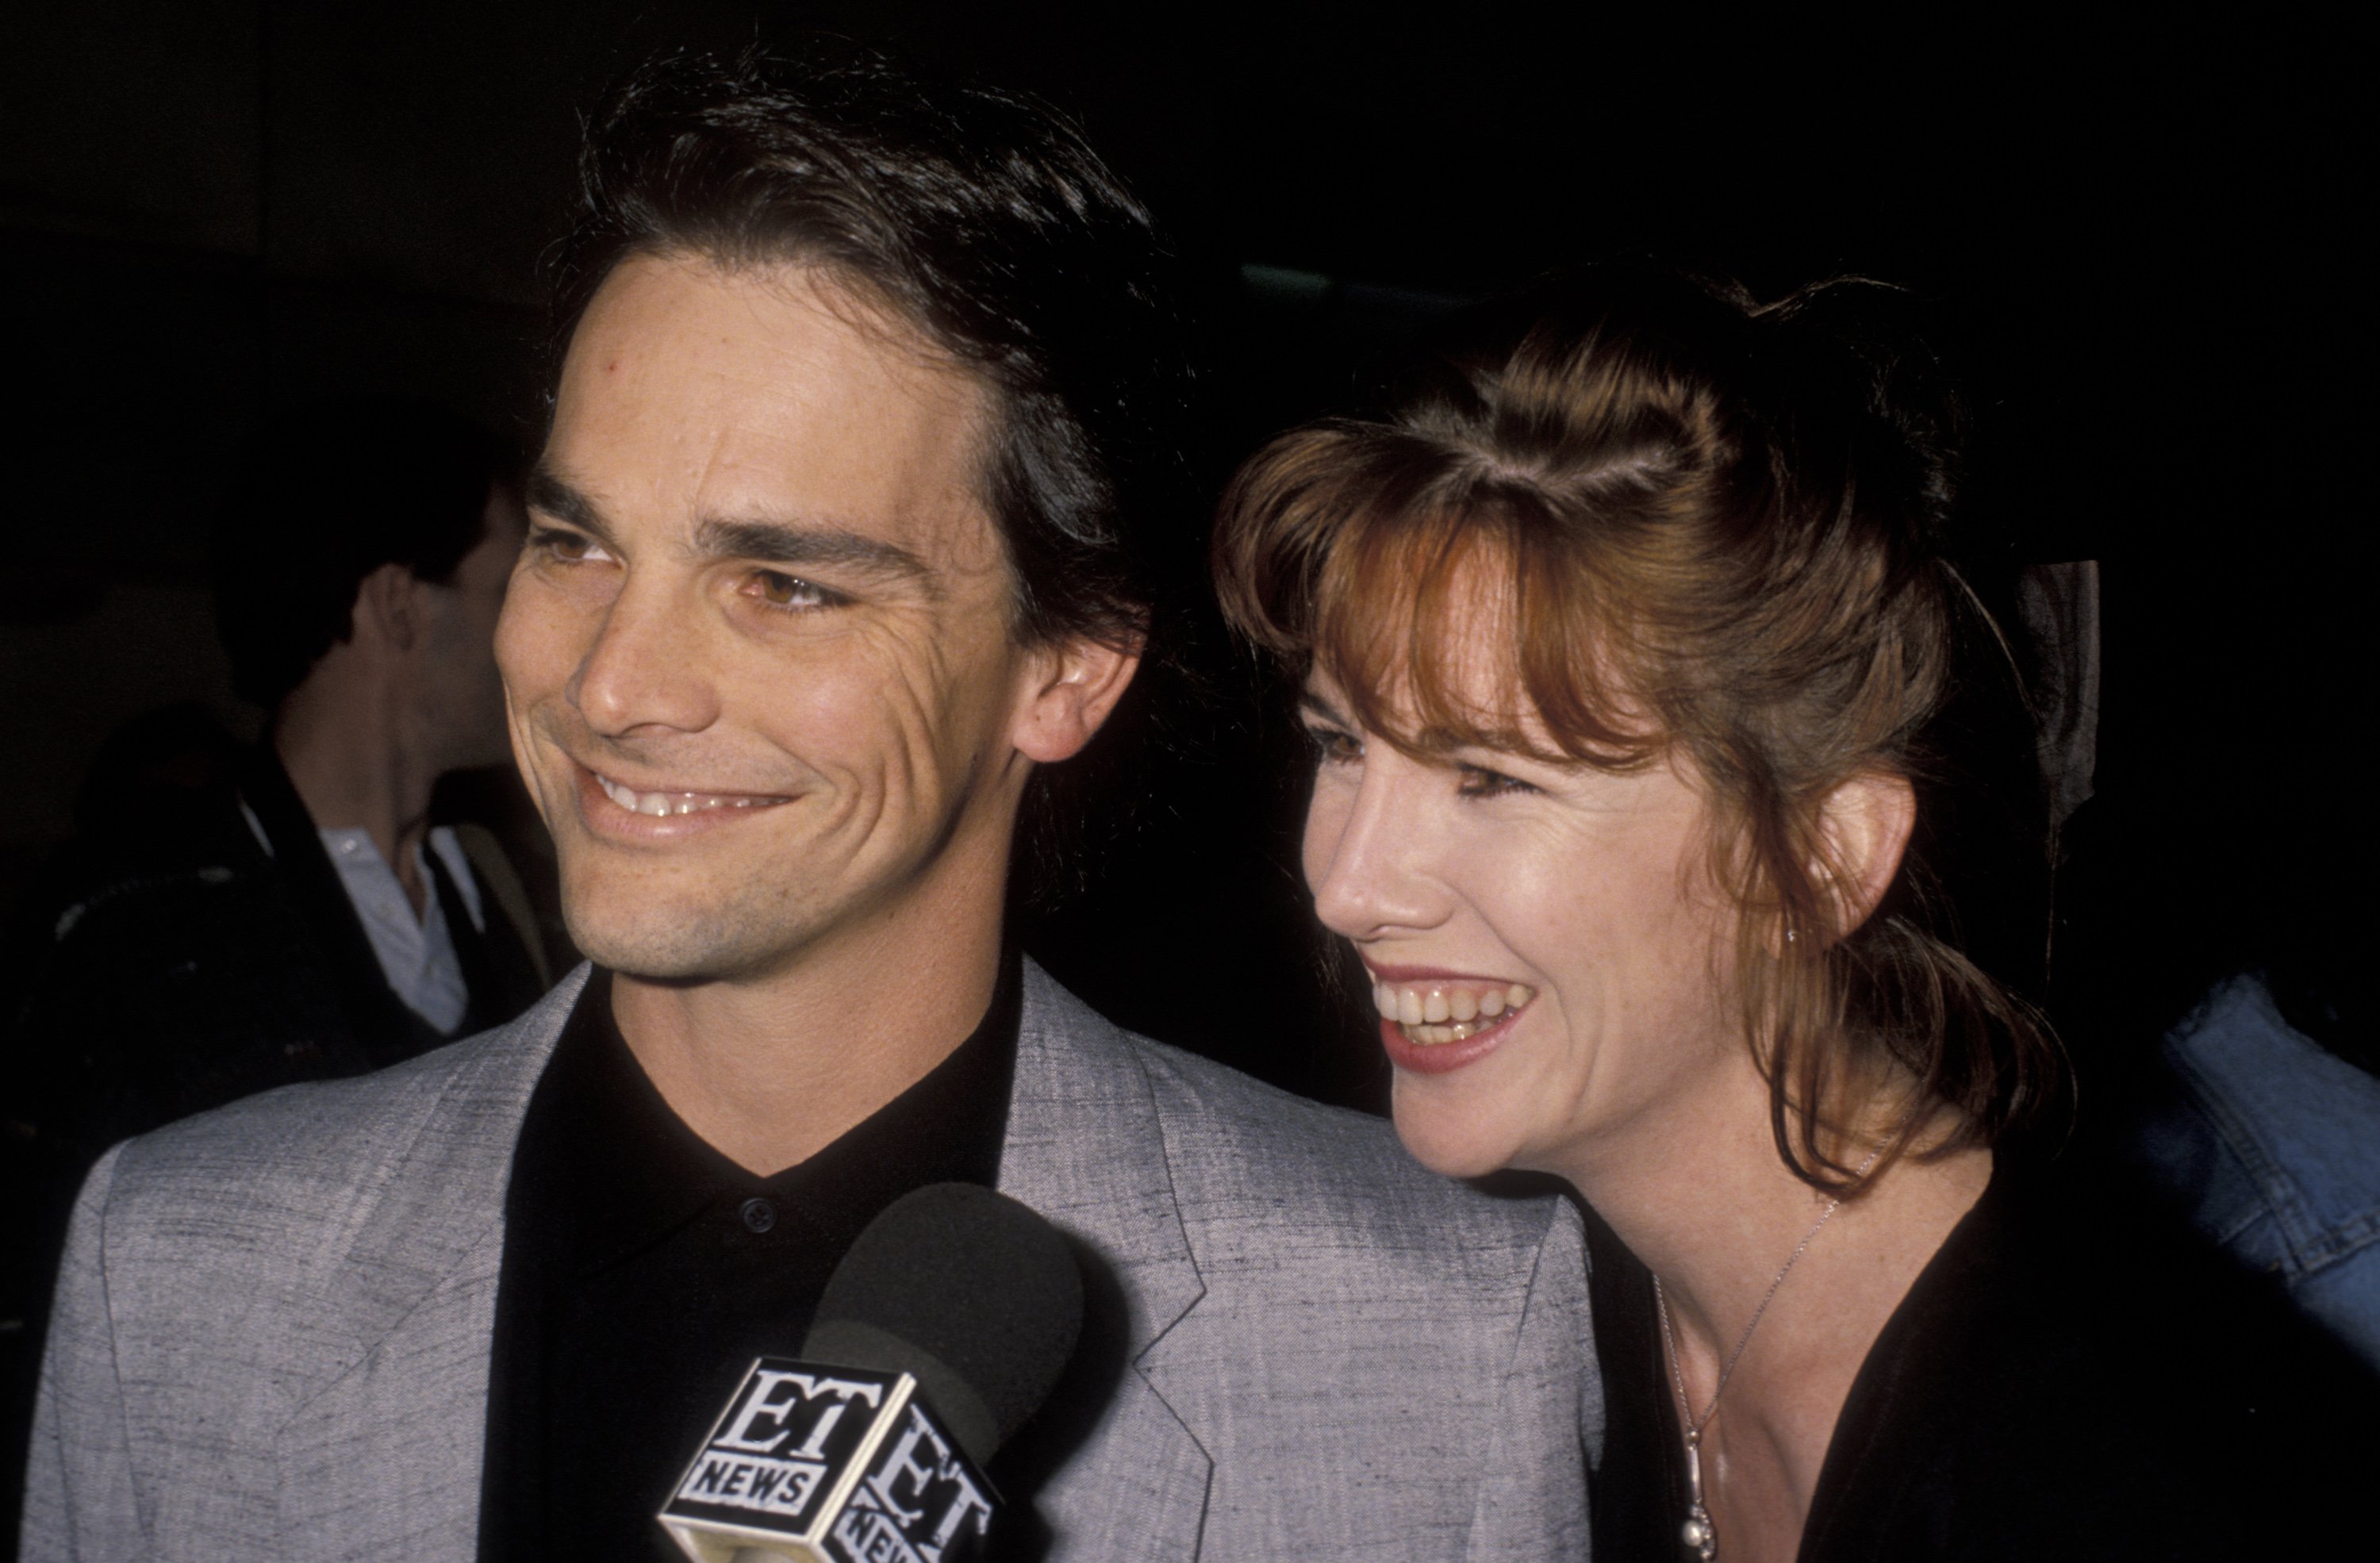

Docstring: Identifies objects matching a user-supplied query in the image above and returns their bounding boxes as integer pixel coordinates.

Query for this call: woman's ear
[1011,634,1143,764]
[1814,772,1917,939]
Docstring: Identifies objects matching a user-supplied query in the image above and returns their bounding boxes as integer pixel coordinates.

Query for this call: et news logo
[828,1399,995,1563]
[660,1358,998,1563]
[678,1366,887,1524]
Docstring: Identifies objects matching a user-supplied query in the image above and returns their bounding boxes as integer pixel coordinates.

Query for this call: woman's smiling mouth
[1364,967,1539,1074]
[1372,975,1538,1045]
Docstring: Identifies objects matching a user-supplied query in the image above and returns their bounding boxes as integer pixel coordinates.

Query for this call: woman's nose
[567,577,722,737]
[1304,765,1448,939]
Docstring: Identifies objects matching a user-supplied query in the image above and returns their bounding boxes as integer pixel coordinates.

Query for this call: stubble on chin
[557,857,813,985]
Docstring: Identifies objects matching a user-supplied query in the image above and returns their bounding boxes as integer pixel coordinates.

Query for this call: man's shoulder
[109,1037,472,1186]
[1023,997,1598,1561]
[1120,1027,1571,1254]
[1018,962,1566,1246]
[89,978,578,1240]
[1117,1025,1419,1181]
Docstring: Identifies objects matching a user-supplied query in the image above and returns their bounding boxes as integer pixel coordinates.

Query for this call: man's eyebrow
[692,517,937,591]
[524,467,616,546]
[526,469,938,593]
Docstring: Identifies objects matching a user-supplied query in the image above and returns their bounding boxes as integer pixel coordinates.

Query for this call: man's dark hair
[552,47,1194,895]
[212,396,512,709]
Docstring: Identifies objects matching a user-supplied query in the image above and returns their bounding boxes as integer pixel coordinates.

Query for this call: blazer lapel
[999,961,1213,1561]
[274,969,587,1560]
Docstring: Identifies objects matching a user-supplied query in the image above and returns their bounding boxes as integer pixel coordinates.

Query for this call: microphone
[658,1183,1085,1563]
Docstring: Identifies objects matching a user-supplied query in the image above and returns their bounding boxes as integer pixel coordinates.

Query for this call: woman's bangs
[1307,499,1653,766]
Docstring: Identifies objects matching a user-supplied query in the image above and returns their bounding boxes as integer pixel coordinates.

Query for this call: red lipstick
[1362,962,1534,1076]
[1377,1010,1521,1075]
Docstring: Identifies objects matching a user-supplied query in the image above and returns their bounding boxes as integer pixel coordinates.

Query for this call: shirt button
[739,1197,777,1234]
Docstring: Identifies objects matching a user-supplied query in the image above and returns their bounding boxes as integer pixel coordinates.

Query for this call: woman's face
[1299,658,1748,1182]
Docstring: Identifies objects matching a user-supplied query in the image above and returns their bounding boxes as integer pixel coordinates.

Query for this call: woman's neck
[1560,1070,1991,1563]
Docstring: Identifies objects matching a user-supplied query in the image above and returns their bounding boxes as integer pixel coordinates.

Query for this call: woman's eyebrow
[1298,689,1354,727]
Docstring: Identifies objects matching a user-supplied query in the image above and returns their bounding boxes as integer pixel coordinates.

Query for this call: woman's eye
[750,570,839,610]
[1456,763,1534,798]
[1304,725,1362,766]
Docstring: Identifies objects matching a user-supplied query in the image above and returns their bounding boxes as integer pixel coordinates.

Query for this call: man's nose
[566,574,721,736]
[1307,766,1449,941]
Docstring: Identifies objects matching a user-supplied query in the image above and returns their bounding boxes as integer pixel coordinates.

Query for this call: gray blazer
[24,962,1599,1561]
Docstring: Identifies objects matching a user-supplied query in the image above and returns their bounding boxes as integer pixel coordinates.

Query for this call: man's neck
[275,666,440,914]
[608,888,1010,1178]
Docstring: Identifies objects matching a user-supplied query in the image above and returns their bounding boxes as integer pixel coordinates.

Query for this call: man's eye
[531,527,605,563]
[750,570,839,610]
[1456,763,1534,799]
[1304,725,1362,766]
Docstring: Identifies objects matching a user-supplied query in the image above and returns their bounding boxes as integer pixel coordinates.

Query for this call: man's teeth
[597,774,781,817]
[1372,980,1536,1045]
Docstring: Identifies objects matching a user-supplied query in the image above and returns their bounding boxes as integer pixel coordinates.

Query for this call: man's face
[497,253,1046,983]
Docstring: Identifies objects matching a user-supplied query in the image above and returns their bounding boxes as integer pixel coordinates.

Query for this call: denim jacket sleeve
[2131,972,2380,1367]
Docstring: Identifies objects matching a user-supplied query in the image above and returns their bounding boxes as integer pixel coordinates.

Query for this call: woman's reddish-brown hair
[1212,266,2065,1194]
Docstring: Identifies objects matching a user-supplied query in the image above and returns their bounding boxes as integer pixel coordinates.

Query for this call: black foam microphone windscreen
[659,1183,1085,1563]
[804,1182,1085,1465]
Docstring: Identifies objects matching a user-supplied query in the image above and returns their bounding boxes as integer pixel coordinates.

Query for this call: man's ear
[1814,771,1917,940]
[352,562,424,655]
[1012,634,1142,765]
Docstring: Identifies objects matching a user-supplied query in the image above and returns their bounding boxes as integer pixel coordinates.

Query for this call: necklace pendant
[1653,1165,1876,1563]
[1682,1506,1715,1563]
[1681,1434,1717,1561]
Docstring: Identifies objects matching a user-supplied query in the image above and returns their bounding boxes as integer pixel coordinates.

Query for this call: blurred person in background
[2120,958,2380,1365]
[10,397,550,1154]
[2016,560,2380,1371]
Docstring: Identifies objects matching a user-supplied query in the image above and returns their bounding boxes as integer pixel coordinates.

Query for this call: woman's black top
[1584,1157,2380,1561]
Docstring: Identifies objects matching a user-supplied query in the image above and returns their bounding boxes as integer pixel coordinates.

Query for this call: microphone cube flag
[659,1356,997,1563]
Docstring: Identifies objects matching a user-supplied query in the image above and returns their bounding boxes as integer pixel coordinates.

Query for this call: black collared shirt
[478,960,1019,1562]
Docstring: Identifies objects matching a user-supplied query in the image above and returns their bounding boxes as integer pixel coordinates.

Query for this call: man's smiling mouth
[593,770,793,817]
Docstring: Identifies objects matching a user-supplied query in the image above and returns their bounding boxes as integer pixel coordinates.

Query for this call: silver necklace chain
[1653,1142,1885,1561]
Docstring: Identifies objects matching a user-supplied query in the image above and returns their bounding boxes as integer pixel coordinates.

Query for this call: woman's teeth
[597,774,784,817]
[1372,980,1535,1045]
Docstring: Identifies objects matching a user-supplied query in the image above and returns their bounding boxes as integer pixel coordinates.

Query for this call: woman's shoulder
[1958,1155,2374,1393]
[1806,1153,2380,1561]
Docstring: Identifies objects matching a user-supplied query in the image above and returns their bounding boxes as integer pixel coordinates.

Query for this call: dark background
[0,1,2370,1546]
[1,5,2365,1149]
